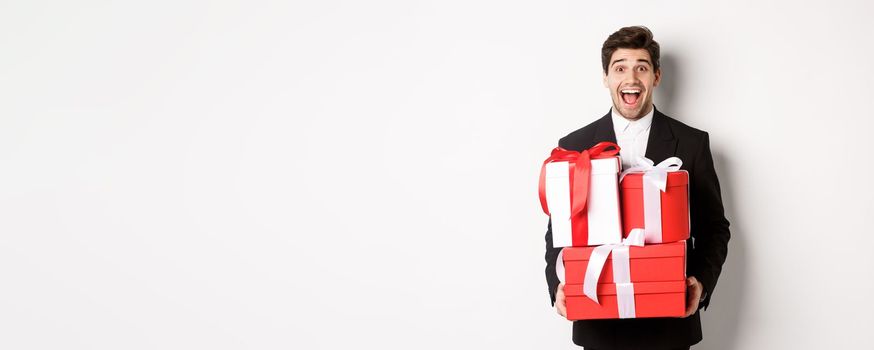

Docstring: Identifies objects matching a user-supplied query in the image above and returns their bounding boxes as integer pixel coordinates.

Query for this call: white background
[1,1,872,349]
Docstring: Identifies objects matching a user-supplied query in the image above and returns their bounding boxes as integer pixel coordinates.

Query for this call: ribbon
[556,229,646,319]
[538,142,620,218]
[619,156,683,244]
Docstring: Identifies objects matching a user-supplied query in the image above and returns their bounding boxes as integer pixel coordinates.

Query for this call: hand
[684,276,703,317]
[555,283,567,318]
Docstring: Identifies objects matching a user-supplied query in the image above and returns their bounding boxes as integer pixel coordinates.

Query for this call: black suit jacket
[544,107,731,349]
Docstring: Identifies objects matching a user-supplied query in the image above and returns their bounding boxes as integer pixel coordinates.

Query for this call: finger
[691,281,702,297]
[555,284,567,318]
[684,297,699,317]
[684,285,697,317]
[556,296,566,317]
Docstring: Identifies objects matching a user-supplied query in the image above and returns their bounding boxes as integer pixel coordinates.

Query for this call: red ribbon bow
[538,142,620,218]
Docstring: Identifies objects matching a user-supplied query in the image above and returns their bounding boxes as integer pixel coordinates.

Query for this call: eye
[637,66,648,72]
[616,66,624,72]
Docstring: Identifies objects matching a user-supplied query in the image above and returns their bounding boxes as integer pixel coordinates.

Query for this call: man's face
[603,48,661,120]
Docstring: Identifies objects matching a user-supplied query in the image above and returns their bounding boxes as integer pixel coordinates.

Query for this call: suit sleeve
[544,138,568,306]
[687,132,731,310]
[545,218,562,306]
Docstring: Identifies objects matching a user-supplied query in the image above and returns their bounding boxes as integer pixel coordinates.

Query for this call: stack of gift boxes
[539,142,691,320]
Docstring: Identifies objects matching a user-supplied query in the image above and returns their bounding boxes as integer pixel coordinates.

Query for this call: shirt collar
[612,106,655,134]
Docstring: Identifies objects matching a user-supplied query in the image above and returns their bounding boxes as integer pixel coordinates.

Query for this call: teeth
[621,89,641,94]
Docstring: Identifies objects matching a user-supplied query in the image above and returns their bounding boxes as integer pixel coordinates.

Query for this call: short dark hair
[601,26,660,74]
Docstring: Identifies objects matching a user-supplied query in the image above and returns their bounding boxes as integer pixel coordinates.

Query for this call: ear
[653,68,662,87]
[602,71,608,88]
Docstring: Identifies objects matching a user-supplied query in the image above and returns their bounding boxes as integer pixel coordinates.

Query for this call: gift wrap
[619,157,690,244]
[564,280,686,320]
[539,143,623,247]
[557,232,687,320]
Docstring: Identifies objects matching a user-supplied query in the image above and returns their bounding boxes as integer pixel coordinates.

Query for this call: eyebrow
[610,58,653,67]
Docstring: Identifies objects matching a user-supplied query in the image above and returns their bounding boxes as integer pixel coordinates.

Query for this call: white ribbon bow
[556,229,646,319]
[619,156,683,244]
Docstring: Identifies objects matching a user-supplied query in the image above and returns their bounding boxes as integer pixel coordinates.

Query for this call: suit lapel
[592,110,617,146]
[644,107,678,163]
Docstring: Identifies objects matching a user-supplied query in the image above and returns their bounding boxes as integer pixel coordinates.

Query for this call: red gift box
[620,170,690,243]
[560,240,687,320]
[564,281,686,320]
[562,241,686,285]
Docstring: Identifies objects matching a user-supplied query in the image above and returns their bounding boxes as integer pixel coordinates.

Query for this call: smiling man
[606,48,658,123]
[544,26,731,349]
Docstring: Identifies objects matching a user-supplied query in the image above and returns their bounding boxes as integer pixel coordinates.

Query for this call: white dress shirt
[611,107,654,170]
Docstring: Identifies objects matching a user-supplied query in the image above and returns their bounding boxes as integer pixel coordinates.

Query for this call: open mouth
[620,88,642,106]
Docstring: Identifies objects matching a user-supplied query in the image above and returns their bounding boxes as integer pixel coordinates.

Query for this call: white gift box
[545,156,623,247]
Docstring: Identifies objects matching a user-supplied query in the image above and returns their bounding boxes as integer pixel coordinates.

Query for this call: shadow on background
[654,52,680,112]
[696,152,746,350]
[656,53,747,350]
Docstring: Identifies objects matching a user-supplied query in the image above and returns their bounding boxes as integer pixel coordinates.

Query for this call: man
[544,26,731,349]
